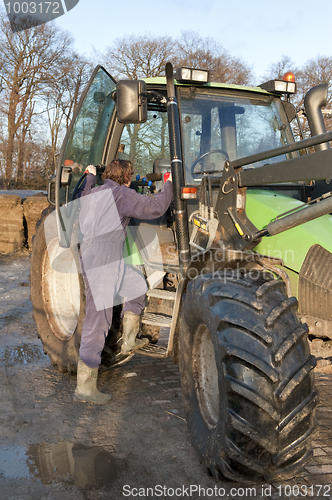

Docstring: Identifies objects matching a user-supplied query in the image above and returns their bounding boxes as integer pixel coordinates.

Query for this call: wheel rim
[192,323,219,430]
[42,238,81,341]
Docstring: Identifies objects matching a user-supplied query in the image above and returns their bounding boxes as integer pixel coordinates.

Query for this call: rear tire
[179,270,318,482]
[30,207,85,373]
[30,209,128,373]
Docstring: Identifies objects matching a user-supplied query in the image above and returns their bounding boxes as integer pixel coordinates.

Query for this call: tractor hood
[246,188,332,275]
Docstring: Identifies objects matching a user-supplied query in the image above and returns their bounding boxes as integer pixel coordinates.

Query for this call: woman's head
[102,159,133,185]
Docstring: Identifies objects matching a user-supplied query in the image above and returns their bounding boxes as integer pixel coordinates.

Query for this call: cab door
[55,65,117,247]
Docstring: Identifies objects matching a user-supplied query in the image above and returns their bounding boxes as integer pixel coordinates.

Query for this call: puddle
[0,441,118,489]
[0,446,33,479]
[0,344,43,366]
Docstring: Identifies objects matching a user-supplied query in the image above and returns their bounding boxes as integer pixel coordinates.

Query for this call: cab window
[118,109,169,178]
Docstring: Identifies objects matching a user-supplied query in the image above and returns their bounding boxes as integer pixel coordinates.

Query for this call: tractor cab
[52,66,300,203]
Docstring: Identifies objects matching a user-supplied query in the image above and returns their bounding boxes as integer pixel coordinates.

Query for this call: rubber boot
[121,311,149,354]
[73,358,112,404]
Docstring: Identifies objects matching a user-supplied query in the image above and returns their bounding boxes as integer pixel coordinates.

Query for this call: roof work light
[259,72,297,95]
[175,67,210,84]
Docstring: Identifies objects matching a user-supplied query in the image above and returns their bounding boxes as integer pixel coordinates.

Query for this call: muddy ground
[1,253,332,500]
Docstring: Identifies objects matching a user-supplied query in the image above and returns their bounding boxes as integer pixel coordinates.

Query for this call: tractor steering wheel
[191,149,229,176]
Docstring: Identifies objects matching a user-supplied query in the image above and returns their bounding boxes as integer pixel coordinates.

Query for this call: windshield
[178,87,293,183]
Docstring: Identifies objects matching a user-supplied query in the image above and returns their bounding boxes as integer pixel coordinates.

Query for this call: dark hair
[102,159,133,185]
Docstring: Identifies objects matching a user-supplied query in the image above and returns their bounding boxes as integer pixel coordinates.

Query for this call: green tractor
[30,62,332,482]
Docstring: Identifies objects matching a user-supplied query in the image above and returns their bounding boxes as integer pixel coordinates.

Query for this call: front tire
[179,270,318,482]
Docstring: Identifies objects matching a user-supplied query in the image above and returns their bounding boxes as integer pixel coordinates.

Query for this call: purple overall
[78,174,173,368]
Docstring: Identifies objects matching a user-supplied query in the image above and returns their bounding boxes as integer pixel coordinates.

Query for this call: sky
[53,0,331,84]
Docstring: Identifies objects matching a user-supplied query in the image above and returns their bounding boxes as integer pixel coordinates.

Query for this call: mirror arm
[140,90,167,105]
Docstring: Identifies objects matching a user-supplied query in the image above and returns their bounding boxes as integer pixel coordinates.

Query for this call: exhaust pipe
[304,83,330,151]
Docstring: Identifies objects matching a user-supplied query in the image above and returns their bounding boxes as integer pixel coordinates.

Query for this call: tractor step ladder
[141,312,172,327]
[138,289,175,358]
[146,289,176,301]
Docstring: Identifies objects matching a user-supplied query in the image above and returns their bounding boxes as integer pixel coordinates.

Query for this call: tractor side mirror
[116,80,147,124]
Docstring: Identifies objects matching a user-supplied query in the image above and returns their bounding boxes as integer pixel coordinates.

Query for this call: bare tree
[297,56,332,103]
[0,13,73,188]
[103,30,252,86]
[175,31,253,85]
[103,33,176,79]
[261,55,297,82]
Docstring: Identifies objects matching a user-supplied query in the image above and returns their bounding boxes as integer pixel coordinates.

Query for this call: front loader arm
[213,130,332,250]
[238,147,332,188]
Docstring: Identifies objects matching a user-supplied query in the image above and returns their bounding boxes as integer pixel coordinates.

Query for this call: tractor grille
[299,244,332,322]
